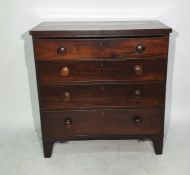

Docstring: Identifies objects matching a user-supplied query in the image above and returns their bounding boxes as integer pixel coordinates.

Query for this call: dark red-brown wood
[30,21,172,38]
[42,108,163,140]
[40,83,165,110]
[37,59,167,83]
[34,37,169,61]
[29,21,172,157]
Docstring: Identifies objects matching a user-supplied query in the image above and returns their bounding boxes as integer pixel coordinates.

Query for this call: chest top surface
[30,20,172,38]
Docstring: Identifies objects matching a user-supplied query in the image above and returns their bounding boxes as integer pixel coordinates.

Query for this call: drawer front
[40,83,165,110]
[34,37,169,61]
[42,108,163,140]
[37,60,167,83]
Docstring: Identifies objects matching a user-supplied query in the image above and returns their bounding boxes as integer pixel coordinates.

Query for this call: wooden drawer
[40,83,165,110]
[42,107,163,140]
[37,60,167,83]
[34,37,169,61]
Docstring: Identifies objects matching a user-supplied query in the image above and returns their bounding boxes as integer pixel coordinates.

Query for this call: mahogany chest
[30,21,172,158]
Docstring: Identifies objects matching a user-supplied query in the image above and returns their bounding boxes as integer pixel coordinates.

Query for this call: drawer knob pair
[63,90,143,101]
[57,45,145,55]
[64,118,72,128]
[60,67,70,77]
[60,65,143,77]
[133,116,143,126]
[64,117,142,128]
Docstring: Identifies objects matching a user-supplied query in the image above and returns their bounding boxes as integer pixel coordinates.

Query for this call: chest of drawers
[30,21,172,158]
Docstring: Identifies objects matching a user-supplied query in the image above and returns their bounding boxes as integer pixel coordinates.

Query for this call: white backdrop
[1,1,190,174]
[0,0,189,139]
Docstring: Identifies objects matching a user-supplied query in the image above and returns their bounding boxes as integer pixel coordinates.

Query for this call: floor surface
[0,122,189,175]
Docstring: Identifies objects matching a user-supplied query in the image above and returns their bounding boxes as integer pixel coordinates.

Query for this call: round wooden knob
[57,46,66,55]
[64,118,72,128]
[63,91,71,101]
[60,67,70,77]
[134,89,143,99]
[136,44,146,53]
[133,116,143,126]
[134,65,143,75]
